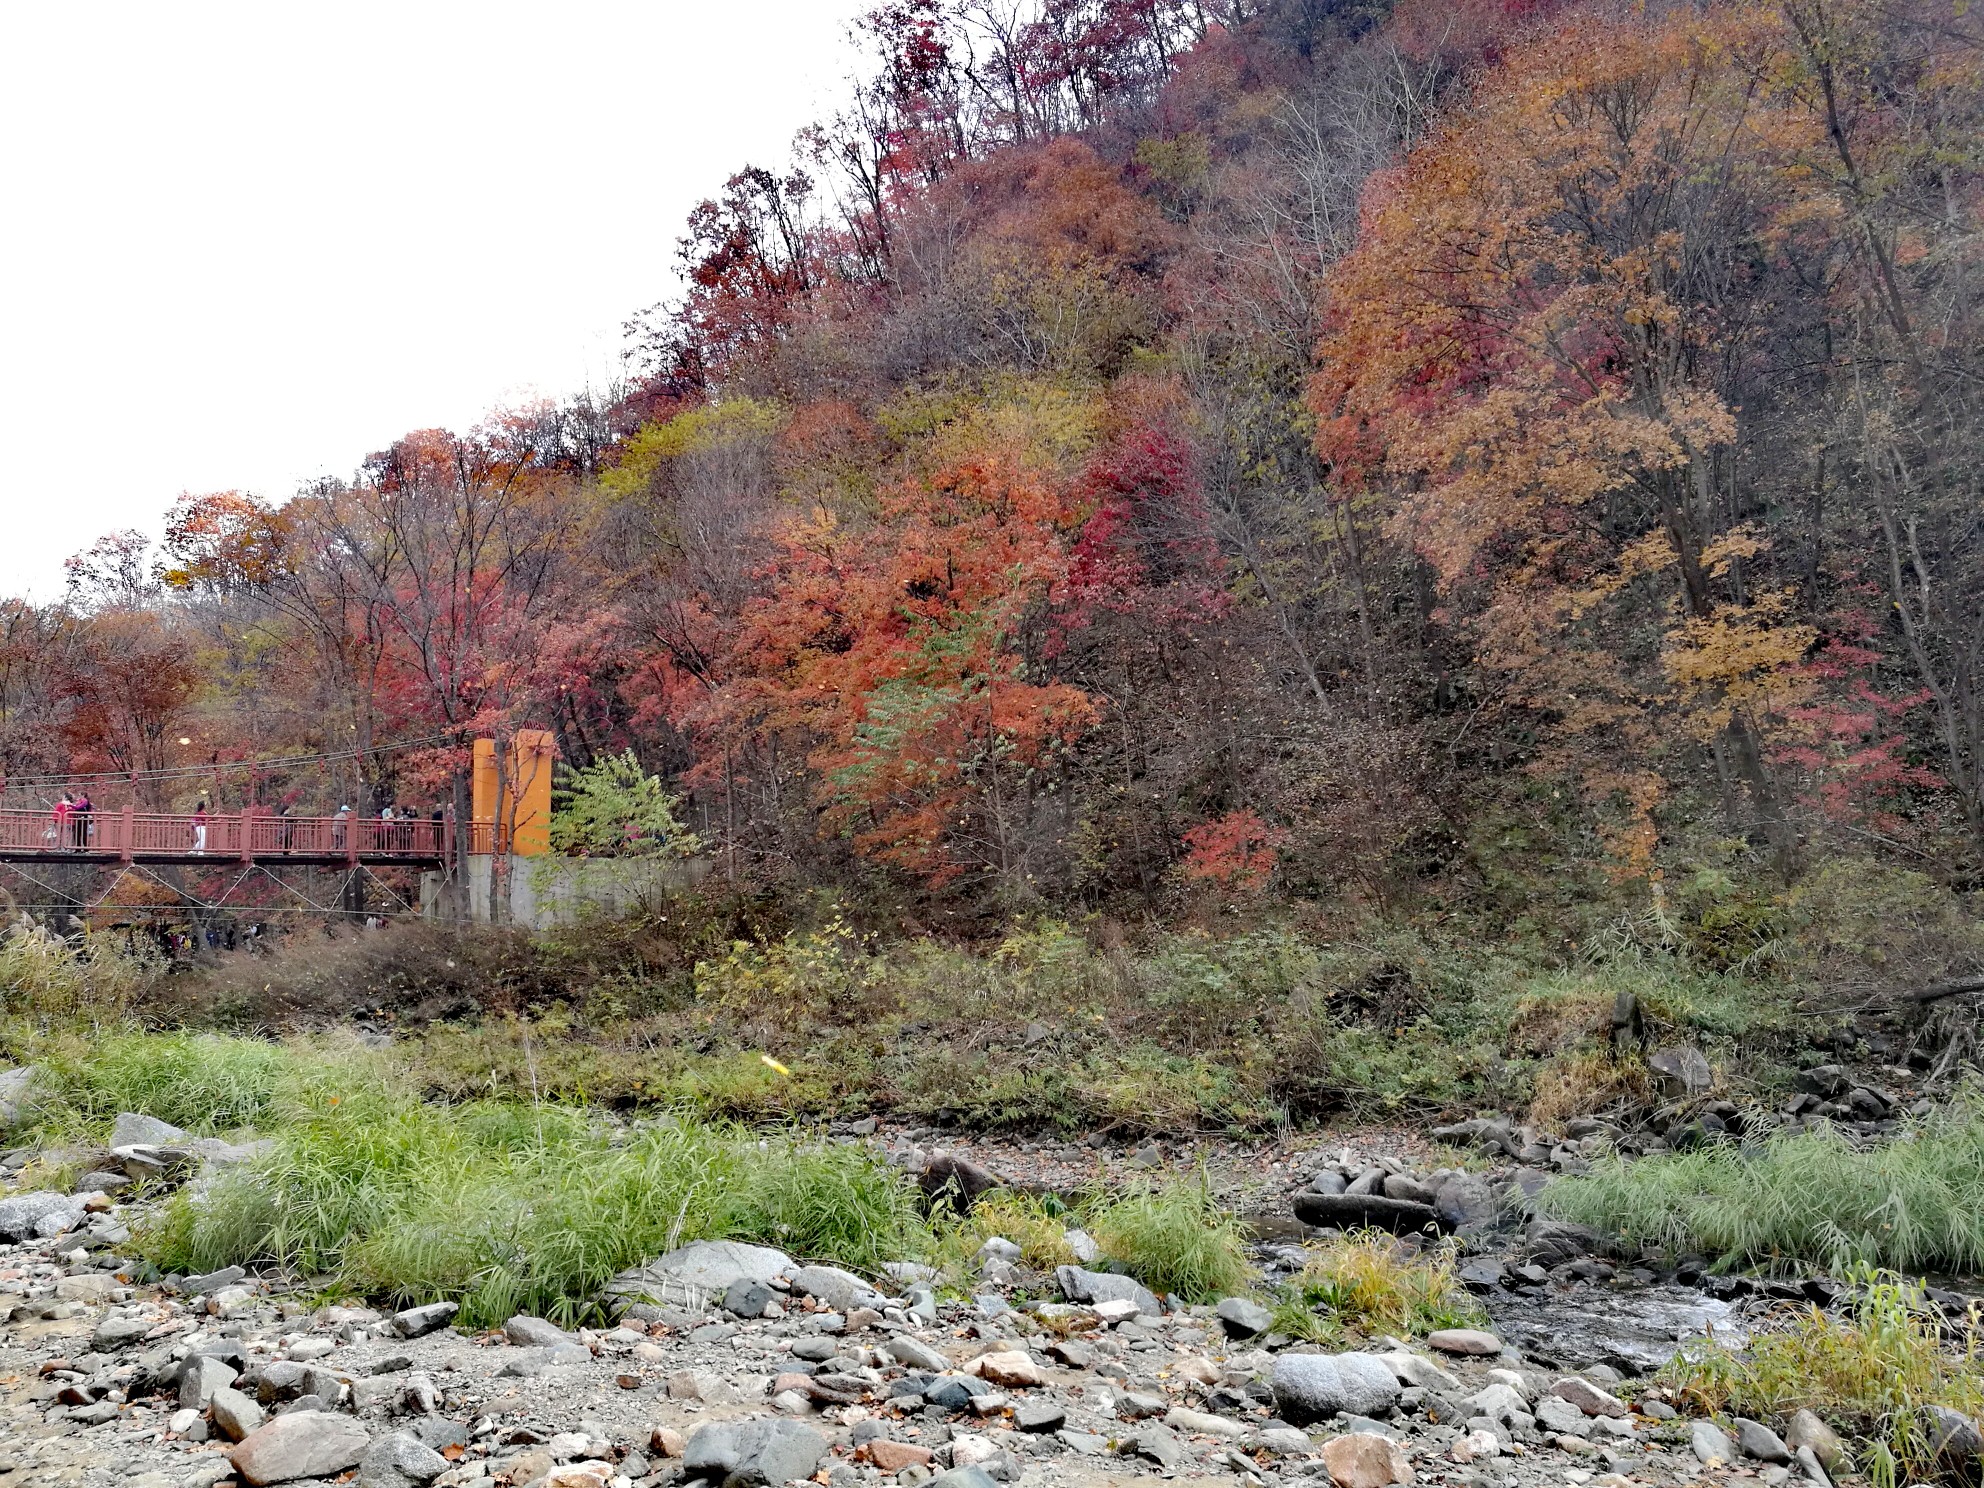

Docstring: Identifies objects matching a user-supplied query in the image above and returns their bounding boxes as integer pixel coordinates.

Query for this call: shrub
[1664,1270,1984,1488]
[732,1138,929,1273]
[1272,1231,1484,1340]
[1538,1095,1984,1275]
[182,921,552,1027]
[1782,858,1984,1003]
[1528,1049,1652,1127]
[1089,1178,1251,1302]
[694,917,886,1032]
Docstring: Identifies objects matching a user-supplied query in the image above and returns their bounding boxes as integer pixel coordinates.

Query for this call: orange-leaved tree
[1313,5,1828,873]
[709,453,1094,888]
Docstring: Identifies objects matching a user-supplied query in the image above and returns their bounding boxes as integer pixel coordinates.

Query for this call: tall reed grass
[1087,1178,1253,1302]
[1539,1095,1984,1274]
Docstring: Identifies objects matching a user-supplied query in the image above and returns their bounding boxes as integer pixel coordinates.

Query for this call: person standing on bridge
[192,801,209,853]
[73,790,93,849]
[51,793,74,850]
[333,803,350,852]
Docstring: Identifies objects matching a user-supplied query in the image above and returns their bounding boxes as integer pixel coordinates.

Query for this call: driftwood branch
[1911,976,1984,1005]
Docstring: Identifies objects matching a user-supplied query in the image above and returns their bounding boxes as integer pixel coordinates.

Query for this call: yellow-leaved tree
[1311,5,1830,874]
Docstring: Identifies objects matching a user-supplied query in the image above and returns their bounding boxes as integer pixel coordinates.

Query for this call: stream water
[1482,1284,1746,1375]
[1239,1211,1746,1377]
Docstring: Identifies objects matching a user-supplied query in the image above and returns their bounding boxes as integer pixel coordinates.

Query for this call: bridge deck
[0,808,464,868]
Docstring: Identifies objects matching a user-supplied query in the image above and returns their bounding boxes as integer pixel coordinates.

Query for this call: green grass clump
[26,1030,303,1136]
[1271,1231,1485,1341]
[1538,1095,1984,1275]
[136,1076,928,1327]
[1089,1178,1252,1303]
[1664,1270,1984,1488]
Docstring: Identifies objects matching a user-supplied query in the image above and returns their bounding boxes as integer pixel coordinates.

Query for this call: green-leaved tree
[549,751,702,859]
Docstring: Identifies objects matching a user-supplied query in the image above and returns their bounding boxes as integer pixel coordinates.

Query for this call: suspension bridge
[0,807,463,868]
[0,732,553,925]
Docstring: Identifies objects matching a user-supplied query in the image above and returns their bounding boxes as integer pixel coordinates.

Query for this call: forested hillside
[4,0,1980,928]
[9,15,1984,1474]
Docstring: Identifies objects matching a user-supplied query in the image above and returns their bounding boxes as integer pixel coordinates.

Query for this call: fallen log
[1910,976,1984,1005]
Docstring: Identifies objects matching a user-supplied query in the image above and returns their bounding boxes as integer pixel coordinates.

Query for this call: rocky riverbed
[0,1214,1846,1488]
[0,1039,1955,1488]
[0,1108,1865,1488]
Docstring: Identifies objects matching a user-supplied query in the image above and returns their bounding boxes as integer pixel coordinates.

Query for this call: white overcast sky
[0,1,871,599]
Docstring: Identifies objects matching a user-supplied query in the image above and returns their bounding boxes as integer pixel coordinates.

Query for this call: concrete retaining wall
[424,854,710,928]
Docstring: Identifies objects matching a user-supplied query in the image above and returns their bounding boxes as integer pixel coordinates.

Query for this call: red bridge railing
[0,808,452,865]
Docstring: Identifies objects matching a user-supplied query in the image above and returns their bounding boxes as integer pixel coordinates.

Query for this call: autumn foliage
[5,0,1981,917]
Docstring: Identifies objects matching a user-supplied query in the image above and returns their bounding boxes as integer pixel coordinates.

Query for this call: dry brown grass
[178,921,553,1026]
[1528,1048,1655,1126]
[1665,1271,1984,1487]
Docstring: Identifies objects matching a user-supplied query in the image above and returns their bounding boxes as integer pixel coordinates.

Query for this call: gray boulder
[1550,1377,1629,1418]
[1216,1296,1273,1338]
[357,1430,448,1487]
[191,1135,273,1167]
[1649,1046,1713,1097]
[502,1314,577,1349]
[211,1385,265,1442]
[1381,1173,1437,1204]
[1796,1444,1834,1486]
[179,1354,239,1409]
[388,1302,457,1339]
[607,1239,794,1311]
[789,1262,886,1312]
[1796,1065,1851,1098]
[1929,1406,1983,1462]
[724,1278,775,1318]
[925,1469,999,1488]
[0,1190,82,1243]
[1535,1396,1589,1435]
[229,1410,371,1485]
[1055,1265,1162,1316]
[885,1335,950,1372]
[1434,1174,1503,1233]
[32,1197,87,1238]
[1736,1418,1792,1464]
[683,1417,827,1487]
[90,1314,153,1352]
[182,1265,248,1297]
[1785,1409,1844,1474]
[1271,1352,1402,1425]
[1692,1421,1738,1465]
[110,1111,190,1147]
[1374,1351,1457,1392]
[254,1360,310,1403]
[497,1342,590,1375]
[0,1065,38,1126]
[1524,1218,1605,1266]
[1429,1116,1516,1157]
